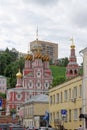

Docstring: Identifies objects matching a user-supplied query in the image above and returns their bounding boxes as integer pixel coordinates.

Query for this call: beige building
[80,47,87,129]
[20,94,49,128]
[30,40,58,63]
[49,76,83,130]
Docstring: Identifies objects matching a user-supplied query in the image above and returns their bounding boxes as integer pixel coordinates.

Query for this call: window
[36,71,41,78]
[79,85,82,97]
[50,96,52,104]
[16,93,22,100]
[53,112,55,122]
[60,92,62,103]
[73,87,77,98]
[3,80,4,84]
[18,94,21,98]
[49,113,52,122]
[28,80,33,88]
[56,93,59,103]
[36,80,41,88]
[64,90,68,101]
[74,109,78,120]
[53,95,55,104]
[56,111,59,119]
[79,108,82,121]
[44,82,49,88]
[69,89,71,99]
[69,110,71,121]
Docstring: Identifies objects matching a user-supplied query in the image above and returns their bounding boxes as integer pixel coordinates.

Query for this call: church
[6,36,53,115]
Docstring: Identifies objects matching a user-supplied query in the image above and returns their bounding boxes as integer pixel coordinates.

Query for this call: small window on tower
[18,94,21,98]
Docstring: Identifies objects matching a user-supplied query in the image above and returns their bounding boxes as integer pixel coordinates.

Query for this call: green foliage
[57,57,69,67]
[10,108,16,116]
[50,65,66,87]
[0,48,24,88]
[0,92,6,99]
[79,66,83,75]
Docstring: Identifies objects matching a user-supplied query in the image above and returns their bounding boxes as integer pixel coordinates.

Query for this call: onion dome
[42,54,50,61]
[70,37,75,49]
[16,69,22,78]
[34,51,42,59]
[25,54,33,60]
[70,44,75,49]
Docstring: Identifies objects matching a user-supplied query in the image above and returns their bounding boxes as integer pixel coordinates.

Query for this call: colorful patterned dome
[34,51,42,59]
[42,55,50,61]
[16,69,22,78]
[25,54,33,60]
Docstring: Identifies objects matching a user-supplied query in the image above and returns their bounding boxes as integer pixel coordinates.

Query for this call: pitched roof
[25,94,49,104]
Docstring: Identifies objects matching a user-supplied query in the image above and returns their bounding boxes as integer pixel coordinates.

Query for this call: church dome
[34,51,42,59]
[25,54,33,60]
[70,44,75,49]
[16,69,22,78]
[42,55,50,61]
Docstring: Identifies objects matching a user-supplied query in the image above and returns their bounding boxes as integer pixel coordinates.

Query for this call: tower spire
[36,26,38,40]
[70,37,74,45]
[66,38,79,79]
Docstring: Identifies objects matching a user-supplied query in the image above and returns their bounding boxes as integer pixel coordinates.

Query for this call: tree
[57,57,69,67]
[50,76,66,87]
[0,93,6,99]
[0,48,24,88]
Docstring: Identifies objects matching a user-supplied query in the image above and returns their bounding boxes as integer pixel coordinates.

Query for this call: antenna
[36,26,38,40]
[70,37,74,45]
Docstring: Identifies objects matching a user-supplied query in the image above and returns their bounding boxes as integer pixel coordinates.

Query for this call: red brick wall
[0,115,19,123]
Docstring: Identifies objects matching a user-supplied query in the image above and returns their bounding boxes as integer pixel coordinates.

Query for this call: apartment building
[30,40,58,63]
[49,76,83,130]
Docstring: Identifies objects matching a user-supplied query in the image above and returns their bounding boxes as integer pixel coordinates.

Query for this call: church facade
[6,38,53,115]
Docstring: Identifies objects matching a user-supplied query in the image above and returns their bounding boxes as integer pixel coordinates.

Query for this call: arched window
[74,70,77,74]
[70,70,73,74]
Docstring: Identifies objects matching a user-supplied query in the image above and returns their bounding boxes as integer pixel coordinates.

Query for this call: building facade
[0,76,7,93]
[80,47,87,129]
[49,40,83,130]
[30,40,58,63]
[49,76,83,130]
[20,94,49,128]
[6,38,53,115]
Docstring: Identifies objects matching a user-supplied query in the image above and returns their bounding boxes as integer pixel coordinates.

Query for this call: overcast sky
[0,0,87,65]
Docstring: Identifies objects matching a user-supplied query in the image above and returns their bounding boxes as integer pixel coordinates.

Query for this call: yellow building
[20,94,49,128]
[49,76,83,130]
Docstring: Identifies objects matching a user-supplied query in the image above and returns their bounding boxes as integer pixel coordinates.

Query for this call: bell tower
[66,38,79,79]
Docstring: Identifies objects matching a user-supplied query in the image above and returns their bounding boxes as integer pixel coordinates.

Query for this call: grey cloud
[71,9,87,28]
[22,0,58,6]
[67,0,87,28]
